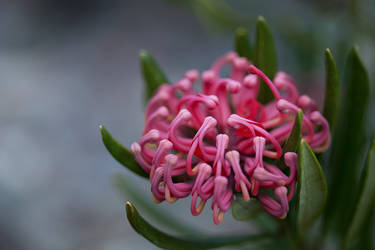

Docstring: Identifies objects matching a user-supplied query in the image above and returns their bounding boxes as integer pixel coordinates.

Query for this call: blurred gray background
[1,0,374,250]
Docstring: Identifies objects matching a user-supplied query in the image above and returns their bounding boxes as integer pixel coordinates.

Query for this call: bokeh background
[1,0,374,249]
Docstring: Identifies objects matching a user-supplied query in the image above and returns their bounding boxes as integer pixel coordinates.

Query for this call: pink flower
[130,52,330,225]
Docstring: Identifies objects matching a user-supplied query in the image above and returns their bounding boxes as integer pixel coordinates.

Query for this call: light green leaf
[232,196,263,221]
[323,48,340,130]
[343,140,375,249]
[126,201,272,250]
[279,109,303,169]
[100,125,148,178]
[324,46,370,233]
[255,16,277,104]
[140,50,169,100]
[297,140,328,236]
[234,27,253,60]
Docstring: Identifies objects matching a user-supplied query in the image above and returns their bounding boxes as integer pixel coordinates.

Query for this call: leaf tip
[125,201,133,212]
[139,49,149,60]
[325,48,334,60]
[297,109,303,119]
[99,125,107,139]
[257,15,265,23]
[236,27,247,35]
[125,201,136,220]
[125,201,138,228]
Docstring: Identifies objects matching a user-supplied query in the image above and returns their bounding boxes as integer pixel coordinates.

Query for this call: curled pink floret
[131,52,330,224]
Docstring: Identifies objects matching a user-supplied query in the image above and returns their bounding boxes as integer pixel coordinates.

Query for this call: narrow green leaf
[279,109,303,169]
[343,140,375,249]
[255,16,277,104]
[140,50,169,100]
[126,201,272,250]
[297,140,328,236]
[234,27,253,60]
[232,196,263,221]
[100,125,148,178]
[323,48,340,130]
[325,46,370,233]
[113,174,195,234]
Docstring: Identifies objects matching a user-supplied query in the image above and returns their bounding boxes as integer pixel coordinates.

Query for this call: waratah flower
[130,51,330,225]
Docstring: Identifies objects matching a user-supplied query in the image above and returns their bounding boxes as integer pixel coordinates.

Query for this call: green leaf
[140,50,169,100]
[234,27,253,60]
[279,109,303,169]
[232,196,263,221]
[343,140,375,249]
[100,125,148,178]
[113,174,195,234]
[322,48,340,130]
[297,140,328,236]
[126,201,272,250]
[324,46,370,233]
[255,16,277,104]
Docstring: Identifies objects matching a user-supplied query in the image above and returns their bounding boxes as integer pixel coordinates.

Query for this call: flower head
[130,52,330,225]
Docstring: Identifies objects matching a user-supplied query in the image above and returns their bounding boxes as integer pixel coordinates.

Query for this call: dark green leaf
[297,140,328,236]
[255,16,277,104]
[343,140,375,249]
[279,109,303,169]
[126,201,272,250]
[324,46,370,233]
[323,48,340,130]
[113,174,195,234]
[232,196,263,221]
[100,125,148,178]
[140,50,169,100]
[234,27,253,60]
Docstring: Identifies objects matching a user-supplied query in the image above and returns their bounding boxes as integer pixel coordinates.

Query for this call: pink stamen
[150,139,173,182]
[226,150,251,201]
[186,117,217,176]
[248,65,281,101]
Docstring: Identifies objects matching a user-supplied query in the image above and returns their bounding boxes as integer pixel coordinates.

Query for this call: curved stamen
[178,94,218,129]
[284,152,298,185]
[168,109,193,153]
[297,95,317,113]
[274,72,299,103]
[211,51,237,77]
[308,111,331,152]
[275,186,289,219]
[150,139,173,182]
[164,154,192,203]
[228,115,282,158]
[145,106,170,133]
[191,163,212,216]
[248,65,281,101]
[185,69,199,83]
[277,99,314,143]
[211,79,241,128]
[231,57,248,81]
[145,85,171,117]
[186,117,217,176]
[213,134,230,176]
[225,150,251,201]
[253,167,288,185]
[151,167,165,203]
[130,142,151,173]
[212,176,233,225]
